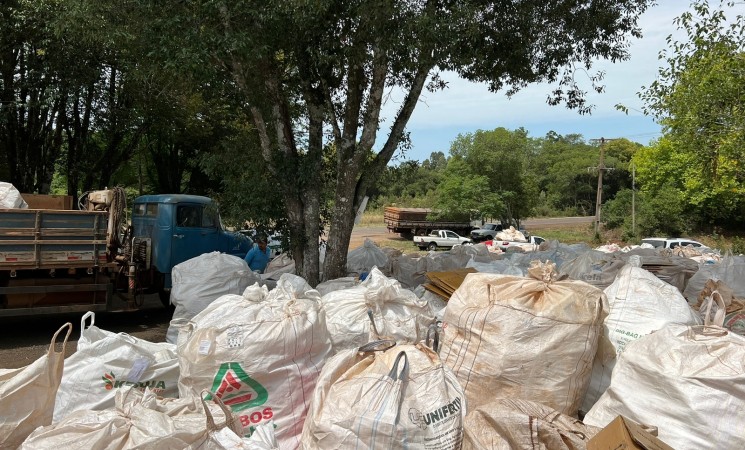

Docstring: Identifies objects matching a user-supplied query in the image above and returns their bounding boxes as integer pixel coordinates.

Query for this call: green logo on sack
[206,362,268,412]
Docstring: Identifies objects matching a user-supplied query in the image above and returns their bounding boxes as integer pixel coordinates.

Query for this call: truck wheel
[427,242,438,251]
[401,231,414,240]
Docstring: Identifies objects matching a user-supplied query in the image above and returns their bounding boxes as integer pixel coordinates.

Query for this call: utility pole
[631,162,636,236]
[588,138,617,234]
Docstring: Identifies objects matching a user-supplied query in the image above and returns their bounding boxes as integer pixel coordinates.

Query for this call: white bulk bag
[315,277,358,297]
[580,264,702,414]
[54,312,179,422]
[584,320,745,450]
[167,252,260,343]
[322,267,434,354]
[0,181,28,208]
[495,226,526,242]
[178,275,331,449]
[302,341,466,450]
[462,399,600,450]
[0,323,71,448]
[683,255,745,303]
[346,238,390,275]
[440,261,607,416]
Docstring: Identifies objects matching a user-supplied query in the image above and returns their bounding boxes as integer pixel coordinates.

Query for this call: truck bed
[0,209,110,269]
[0,208,116,316]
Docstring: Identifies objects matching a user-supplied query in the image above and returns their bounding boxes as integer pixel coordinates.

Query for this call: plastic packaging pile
[3,237,745,450]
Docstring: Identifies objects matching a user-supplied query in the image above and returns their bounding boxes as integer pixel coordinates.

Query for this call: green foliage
[442,127,537,224]
[602,186,688,238]
[433,158,502,220]
[640,0,745,225]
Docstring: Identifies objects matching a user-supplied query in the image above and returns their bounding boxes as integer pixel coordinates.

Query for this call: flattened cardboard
[587,416,675,450]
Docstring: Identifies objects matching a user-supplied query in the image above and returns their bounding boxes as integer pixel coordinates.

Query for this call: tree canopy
[3,0,654,283]
[639,0,745,226]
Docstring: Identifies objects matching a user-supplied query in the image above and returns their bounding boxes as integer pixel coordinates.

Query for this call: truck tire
[427,242,438,251]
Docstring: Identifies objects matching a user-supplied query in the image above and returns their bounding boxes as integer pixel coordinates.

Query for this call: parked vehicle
[413,230,471,251]
[0,190,251,317]
[470,223,503,242]
[384,206,479,239]
[641,237,708,249]
[487,235,546,252]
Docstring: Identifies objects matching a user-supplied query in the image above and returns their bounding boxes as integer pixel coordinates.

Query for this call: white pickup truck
[413,230,471,251]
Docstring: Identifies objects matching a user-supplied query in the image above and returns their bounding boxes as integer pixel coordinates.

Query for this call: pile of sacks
[5,237,745,450]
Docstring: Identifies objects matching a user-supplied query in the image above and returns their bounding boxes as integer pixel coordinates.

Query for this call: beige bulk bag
[584,305,745,450]
[0,323,71,448]
[462,399,600,450]
[440,261,607,416]
[21,389,244,450]
[178,275,332,448]
[302,341,466,450]
[322,267,435,354]
[580,263,702,414]
[54,312,179,422]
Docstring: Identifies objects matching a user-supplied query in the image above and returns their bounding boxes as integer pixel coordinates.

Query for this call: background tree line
[2,0,742,279]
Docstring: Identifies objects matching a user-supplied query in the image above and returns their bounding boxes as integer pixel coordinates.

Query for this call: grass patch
[358,210,384,227]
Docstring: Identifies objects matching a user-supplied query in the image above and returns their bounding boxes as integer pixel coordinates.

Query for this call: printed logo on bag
[100,371,167,393]
[206,363,274,434]
[207,362,269,412]
[408,397,462,429]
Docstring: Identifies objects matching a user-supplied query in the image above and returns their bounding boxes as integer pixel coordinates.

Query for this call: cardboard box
[21,194,73,210]
[587,416,675,450]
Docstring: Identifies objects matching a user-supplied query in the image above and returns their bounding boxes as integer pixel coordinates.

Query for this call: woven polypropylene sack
[580,265,702,414]
[321,267,434,354]
[167,252,260,343]
[302,342,466,450]
[0,323,71,448]
[462,399,600,450]
[584,323,745,450]
[54,313,179,422]
[347,239,390,276]
[178,276,331,449]
[23,388,245,450]
[0,181,28,208]
[440,261,607,416]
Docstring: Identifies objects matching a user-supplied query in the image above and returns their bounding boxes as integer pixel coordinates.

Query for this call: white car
[641,237,708,249]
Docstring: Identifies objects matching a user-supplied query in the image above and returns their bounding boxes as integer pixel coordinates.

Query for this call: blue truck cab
[131,195,251,290]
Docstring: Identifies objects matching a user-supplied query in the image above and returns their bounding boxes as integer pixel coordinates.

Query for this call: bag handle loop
[358,339,396,353]
[50,322,73,354]
[426,322,440,352]
[367,308,382,338]
[387,351,409,381]
[702,290,726,328]
[80,311,95,338]
[200,389,243,434]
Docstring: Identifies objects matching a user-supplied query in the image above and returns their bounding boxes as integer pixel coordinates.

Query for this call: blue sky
[380,1,745,163]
